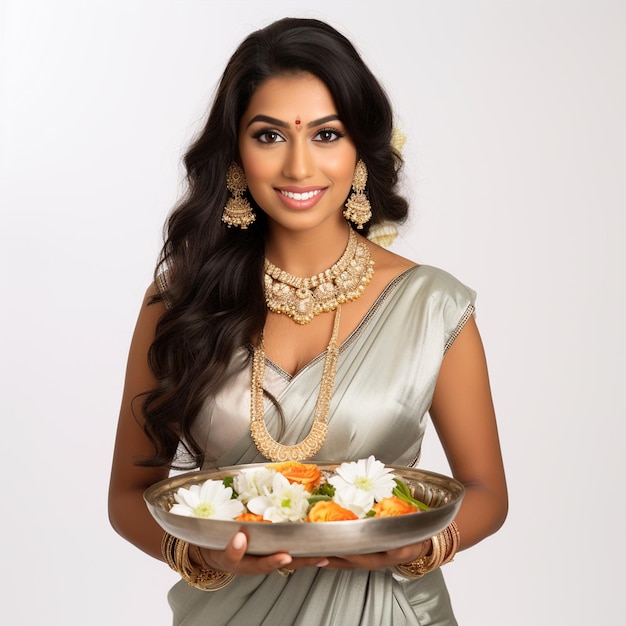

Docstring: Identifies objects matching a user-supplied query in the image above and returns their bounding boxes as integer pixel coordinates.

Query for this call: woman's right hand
[199,531,329,575]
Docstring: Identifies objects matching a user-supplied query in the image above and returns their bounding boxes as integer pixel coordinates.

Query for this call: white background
[1,1,624,624]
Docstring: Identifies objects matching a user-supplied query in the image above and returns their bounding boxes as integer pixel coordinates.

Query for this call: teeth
[280,189,321,201]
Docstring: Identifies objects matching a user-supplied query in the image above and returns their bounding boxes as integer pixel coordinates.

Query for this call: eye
[313,128,344,143]
[252,129,286,144]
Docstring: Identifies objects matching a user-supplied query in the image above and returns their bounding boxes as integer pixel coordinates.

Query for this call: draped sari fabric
[167,265,475,625]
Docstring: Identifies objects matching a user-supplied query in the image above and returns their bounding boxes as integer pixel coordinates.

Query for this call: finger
[387,540,431,563]
[222,531,247,565]
[289,556,330,570]
[208,533,292,575]
[323,555,375,570]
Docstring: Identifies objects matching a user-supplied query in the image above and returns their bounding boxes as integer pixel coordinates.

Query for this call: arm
[428,314,508,550]
[108,286,326,572]
[108,284,171,560]
[324,314,507,570]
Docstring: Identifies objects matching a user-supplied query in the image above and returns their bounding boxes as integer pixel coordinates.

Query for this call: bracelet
[161,532,235,591]
[392,521,460,579]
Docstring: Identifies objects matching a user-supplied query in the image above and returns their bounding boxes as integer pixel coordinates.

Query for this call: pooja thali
[144,462,464,557]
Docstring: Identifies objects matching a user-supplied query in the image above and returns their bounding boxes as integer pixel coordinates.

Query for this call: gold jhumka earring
[222,163,255,229]
[343,159,372,229]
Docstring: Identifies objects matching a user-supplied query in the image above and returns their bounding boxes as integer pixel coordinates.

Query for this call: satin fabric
[168,265,475,625]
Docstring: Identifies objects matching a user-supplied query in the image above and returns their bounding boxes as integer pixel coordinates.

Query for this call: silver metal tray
[144,463,464,556]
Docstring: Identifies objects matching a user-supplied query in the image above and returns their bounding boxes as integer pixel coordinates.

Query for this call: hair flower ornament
[367,222,398,248]
[390,127,407,154]
[365,127,406,249]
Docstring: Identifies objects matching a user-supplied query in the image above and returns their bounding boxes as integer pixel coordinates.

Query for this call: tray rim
[144,461,465,555]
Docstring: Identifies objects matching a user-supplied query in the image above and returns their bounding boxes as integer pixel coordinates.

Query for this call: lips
[275,186,326,210]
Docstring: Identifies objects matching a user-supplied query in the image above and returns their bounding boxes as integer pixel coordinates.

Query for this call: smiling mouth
[279,189,322,201]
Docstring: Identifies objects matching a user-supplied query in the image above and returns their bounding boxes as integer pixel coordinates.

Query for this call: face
[238,73,357,233]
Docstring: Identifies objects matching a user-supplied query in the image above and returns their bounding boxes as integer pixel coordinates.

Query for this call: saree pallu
[168,265,475,625]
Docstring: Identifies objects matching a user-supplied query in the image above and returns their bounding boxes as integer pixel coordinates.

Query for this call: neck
[264,222,353,276]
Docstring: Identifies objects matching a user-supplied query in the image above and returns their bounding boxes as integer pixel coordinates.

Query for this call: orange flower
[235,512,270,522]
[307,500,359,522]
[270,462,323,489]
[372,496,419,518]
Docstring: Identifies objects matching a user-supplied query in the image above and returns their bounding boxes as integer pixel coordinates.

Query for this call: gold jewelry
[222,163,255,229]
[278,567,295,576]
[161,532,235,591]
[264,229,374,325]
[391,521,460,579]
[343,159,372,229]
[250,305,342,462]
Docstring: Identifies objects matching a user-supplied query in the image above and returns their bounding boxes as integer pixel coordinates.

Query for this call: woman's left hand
[320,539,431,570]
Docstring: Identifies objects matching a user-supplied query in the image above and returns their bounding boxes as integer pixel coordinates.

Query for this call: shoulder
[392,264,476,306]
[409,265,476,303]
[366,239,473,301]
[390,265,477,351]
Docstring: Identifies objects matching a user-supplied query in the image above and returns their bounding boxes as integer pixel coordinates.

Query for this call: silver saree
[168,265,475,626]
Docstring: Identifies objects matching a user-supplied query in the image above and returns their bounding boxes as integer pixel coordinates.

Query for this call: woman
[108,17,507,625]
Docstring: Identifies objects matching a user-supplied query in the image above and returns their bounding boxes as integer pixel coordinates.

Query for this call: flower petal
[212,498,245,520]
[169,503,195,517]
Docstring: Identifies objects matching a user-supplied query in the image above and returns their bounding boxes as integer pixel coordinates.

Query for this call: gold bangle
[392,521,460,579]
[160,532,235,592]
[441,521,460,565]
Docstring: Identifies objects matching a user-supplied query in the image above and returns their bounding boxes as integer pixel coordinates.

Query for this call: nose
[282,138,314,181]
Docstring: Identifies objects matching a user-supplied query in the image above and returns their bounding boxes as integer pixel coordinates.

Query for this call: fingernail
[232,532,246,550]
[278,556,292,566]
[316,558,329,567]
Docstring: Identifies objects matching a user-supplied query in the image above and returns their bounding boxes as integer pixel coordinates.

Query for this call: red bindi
[295,116,302,130]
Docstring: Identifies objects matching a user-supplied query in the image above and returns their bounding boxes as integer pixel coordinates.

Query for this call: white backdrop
[1,1,624,624]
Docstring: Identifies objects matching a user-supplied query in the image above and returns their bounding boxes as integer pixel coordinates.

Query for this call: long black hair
[140,17,408,468]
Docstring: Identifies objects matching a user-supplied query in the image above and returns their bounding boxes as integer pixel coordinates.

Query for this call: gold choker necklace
[250,306,342,462]
[264,229,374,325]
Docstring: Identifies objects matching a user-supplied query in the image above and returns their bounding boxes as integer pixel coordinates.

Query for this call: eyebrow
[246,114,341,129]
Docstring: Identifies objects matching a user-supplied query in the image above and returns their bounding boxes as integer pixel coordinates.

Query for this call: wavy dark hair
[139,17,409,468]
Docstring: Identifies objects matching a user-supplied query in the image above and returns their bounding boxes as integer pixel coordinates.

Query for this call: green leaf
[223,476,239,499]
[311,483,336,497]
[307,495,332,505]
[392,478,430,511]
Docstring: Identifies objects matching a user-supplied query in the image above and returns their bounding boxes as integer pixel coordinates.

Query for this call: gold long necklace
[264,229,374,325]
[251,230,375,461]
[250,306,342,462]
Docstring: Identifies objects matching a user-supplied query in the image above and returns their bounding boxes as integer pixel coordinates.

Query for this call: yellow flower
[235,512,270,522]
[372,495,418,517]
[270,461,323,489]
[307,500,359,522]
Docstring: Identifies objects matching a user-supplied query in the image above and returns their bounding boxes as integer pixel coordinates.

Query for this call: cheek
[240,154,275,189]
[238,137,272,181]
[323,152,356,187]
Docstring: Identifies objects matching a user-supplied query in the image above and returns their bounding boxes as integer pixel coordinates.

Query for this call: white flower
[246,472,311,522]
[234,466,277,504]
[366,221,398,248]
[332,485,376,519]
[328,456,396,518]
[390,127,407,154]
[170,479,244,520]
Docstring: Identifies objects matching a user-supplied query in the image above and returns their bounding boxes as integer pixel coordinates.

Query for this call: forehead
[241,73,338,123]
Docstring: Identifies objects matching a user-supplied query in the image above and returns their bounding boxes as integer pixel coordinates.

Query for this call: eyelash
[251,128,285,144]
[251,127,345,144]
[314,128,345,142]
